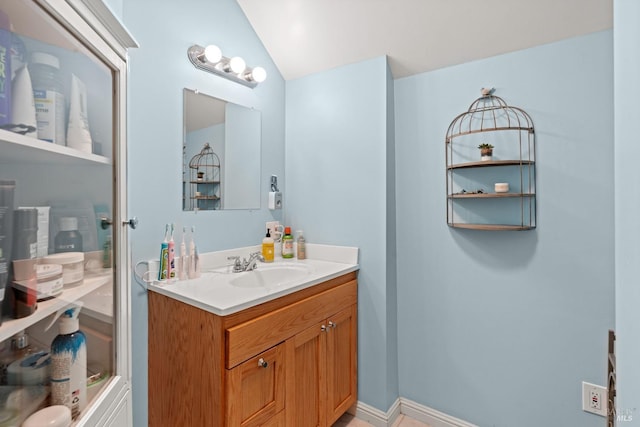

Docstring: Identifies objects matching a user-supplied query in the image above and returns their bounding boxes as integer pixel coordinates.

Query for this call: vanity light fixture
[187,44,267,88]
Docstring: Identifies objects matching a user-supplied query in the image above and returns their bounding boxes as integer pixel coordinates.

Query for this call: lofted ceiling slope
[237,0,612,81]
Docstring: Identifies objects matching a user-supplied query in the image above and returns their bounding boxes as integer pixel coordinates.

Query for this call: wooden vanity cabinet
[148,271,357,427]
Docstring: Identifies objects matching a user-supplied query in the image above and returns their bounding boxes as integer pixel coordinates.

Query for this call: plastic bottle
[102,235,111,268]
[46,304,87,420]
[158,224,169,281]
[30,52,65,144]
[262,229,274,262]
[296,230,306,260]
[282,227,294,258]
[54,217,83,253]
[167,223,175,280]
[0,10,12,127]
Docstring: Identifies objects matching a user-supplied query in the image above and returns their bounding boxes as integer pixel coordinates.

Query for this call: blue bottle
[46,304,87,420]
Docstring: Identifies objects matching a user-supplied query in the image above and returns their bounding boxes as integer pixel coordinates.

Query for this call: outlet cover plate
[582,381,607,417]
[266,221,280,234]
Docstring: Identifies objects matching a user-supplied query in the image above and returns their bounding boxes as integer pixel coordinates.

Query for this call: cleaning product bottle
[296,230,306,260]
[282,227,294,258]
[178,226,187,281]
[46,303,87,420]
[157,224,169,281]
[167,223,175,280]
[262,229,274,263]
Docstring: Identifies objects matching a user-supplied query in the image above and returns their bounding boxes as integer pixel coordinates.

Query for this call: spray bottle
[45,303,87,420]
[157,224,169,281]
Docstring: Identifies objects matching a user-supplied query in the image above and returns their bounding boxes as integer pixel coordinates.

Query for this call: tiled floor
[332,413,431,427]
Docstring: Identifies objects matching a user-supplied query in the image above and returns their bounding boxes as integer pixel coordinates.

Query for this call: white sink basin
[229,263,313,288]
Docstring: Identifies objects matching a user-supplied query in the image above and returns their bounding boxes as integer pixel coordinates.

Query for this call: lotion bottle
[282,227,294,258]
[46,304,87,420]
[262,229,274,262]
[296,230,306,260]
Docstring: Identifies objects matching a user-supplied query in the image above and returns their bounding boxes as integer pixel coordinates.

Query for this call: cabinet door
[226,343,285,427]
[326,305,358,425]
[0,1,133,425]
[285,320,326,427]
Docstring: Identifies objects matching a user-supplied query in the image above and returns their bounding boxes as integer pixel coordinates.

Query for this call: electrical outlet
[582,381,607,417]
[266,221,280,234]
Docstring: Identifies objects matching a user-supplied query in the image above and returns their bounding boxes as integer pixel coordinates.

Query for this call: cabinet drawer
[226,280,357,368]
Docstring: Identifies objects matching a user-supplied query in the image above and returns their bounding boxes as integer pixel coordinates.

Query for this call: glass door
[0,0,118,423]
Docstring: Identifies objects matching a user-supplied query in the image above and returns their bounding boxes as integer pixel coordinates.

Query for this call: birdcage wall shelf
[188,143,221,210]
[445,93,536,230]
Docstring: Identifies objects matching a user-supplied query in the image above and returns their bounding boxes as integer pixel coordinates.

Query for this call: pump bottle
[46,303,87,420]
[262,229,274,262]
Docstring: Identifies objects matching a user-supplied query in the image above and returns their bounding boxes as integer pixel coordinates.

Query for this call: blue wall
[394,31,613,426]
[614,1,640,424]
[120,1,285,425]
[284,56,399,411]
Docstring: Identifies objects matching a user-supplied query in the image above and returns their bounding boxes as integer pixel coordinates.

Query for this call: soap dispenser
[262,229,274,262]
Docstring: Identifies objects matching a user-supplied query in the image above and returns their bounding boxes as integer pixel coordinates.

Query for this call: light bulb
[203,45,222,63]
[229,56,246,74]
[250,66,267,83]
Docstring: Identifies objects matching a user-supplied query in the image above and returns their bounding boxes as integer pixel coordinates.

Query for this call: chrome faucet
[227,251,265,272]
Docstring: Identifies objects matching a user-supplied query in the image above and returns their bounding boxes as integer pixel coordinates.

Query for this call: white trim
[400,398,478,427]
[351,398,478,427]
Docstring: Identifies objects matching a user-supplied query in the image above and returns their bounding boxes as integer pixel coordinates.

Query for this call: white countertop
[147,243,359,316]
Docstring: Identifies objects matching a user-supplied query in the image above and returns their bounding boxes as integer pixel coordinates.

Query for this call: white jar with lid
[23,405,71,427]
[42,252,84,287]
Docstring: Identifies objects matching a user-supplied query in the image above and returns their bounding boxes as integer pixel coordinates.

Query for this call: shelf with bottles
[1,1,114,165]
[0,129,111,166]
[0,270,112,343]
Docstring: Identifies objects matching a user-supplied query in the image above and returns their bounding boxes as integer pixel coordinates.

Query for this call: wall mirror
[183,88,261,211]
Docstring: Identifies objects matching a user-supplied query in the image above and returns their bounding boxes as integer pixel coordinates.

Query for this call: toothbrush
[168,223,176,280]
[190,225,201,279]
[179,226,188,281]
[158,224,169,281]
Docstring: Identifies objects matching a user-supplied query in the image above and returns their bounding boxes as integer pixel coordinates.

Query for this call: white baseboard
[351,397,477,427]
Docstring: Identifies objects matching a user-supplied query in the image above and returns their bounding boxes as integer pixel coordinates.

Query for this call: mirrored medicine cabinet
[183,89,261,211]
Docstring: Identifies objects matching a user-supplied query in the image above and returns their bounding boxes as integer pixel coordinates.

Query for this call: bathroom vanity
[147,246,358,427]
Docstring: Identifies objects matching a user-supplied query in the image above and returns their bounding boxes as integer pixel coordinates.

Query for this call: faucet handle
[227,256,243,272]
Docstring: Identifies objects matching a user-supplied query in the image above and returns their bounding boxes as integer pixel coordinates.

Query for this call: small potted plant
[478,143,494,161]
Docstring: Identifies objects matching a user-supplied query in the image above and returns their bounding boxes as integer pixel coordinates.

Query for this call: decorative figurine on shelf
[478,143,494,161]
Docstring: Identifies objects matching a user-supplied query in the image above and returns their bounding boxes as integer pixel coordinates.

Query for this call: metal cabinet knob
[123,217,139,229]
[258,358,268,368]
[101,217,139,230]
[328,321,337,329]
[321,325,327,332]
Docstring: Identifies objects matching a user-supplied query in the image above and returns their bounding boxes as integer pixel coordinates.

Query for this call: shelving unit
[0,129,111,166]
[0,0,136,425]
[0,272,112,342]
[188,143,221,210]
[445,93,536,230]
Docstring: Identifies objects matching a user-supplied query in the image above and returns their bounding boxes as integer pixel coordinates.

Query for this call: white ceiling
[237,0,613,81]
